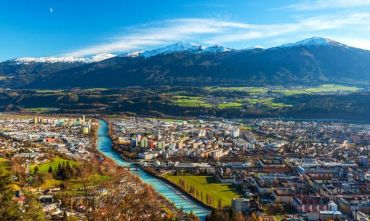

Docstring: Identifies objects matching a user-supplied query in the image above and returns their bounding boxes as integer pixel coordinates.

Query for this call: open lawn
[239,124,253,131]
[205,86,267,94]
[218,102,243,109]
[30,156,78,174]
[164,175,242,208]
[246,98,292,109]
[0,157,10,170]
[38,174,110,190]
[30,156,110,190]
[171,96,212,108]
[206,84,361,96]
[40,178,62,189]
[22,107,60,113]
[35,90,63,93]
[274,84,361,95]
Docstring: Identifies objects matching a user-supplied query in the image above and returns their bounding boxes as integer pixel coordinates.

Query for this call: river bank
[91,119,182,218]
[96,119,211,220]
[107,121,214,210]
[140,167,215,210]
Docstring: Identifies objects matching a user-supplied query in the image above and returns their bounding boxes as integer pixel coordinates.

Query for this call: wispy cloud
[285,0,370,11]
[68,12,370,56]
[68,19,250,56]
[205,13,370,44]
[332,37,370,50]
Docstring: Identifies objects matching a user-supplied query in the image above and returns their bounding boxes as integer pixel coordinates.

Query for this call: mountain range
[1,37,370,89]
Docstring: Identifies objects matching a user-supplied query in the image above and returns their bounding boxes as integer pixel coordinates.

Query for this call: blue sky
[1,0,370,60]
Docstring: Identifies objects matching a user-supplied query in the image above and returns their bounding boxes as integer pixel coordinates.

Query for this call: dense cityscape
[1,114,368,220]
[2,1,370,221]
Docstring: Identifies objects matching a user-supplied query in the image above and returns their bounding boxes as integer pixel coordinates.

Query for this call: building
[353,210,369,221]
[359,155,369,167]
[138,152,156,160]
[293,196,329,213]
[231,128,240,138]
[157,141,165,149]
[82,126,90,135]
[232,198,250,213]
[272,188,294,204]
[319,201,342,220]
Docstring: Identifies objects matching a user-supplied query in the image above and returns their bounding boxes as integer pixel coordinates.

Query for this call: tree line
[178,178,223,209]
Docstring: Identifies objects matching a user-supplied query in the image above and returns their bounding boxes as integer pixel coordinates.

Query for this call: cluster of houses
[113,118,255,161]
[112,117,369,221]
[0,116,93,160]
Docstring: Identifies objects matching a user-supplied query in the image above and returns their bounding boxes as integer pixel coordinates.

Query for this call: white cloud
[68,13,370,56]
[332,37,370,50]
[68,18,248,56]
[205,13,370,44]
[286,0,370,11]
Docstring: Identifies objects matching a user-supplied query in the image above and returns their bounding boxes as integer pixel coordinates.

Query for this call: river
[96,119,211,220]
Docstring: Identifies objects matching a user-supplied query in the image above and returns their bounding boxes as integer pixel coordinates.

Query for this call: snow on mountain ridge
[140,41,233,57]
[203,44,233,53]
[15,53,115,64]
[278,37,345,48]
[140,41,203,57]
[11,37,350,63]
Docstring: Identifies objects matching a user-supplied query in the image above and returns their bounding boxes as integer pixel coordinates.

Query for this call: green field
[40,178,62,189]
[39,174,110,190]
[274,84,361,95]
[35,89,63,93]
[30,157,110,190]
[164,175,242,208]
[246,98,292,108]
[171,96,212,108]
[0,157,10,170]
[84,88,109,92]
[239,124,253,131]
[23,107,60,113]
[205,84,361,96]
[218,102,243,109]
[30,156,78,173]
[205,86,267,94]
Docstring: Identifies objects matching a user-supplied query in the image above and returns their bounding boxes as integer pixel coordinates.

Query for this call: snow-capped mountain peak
[279,37,345,48]
[203,44,232,53]
[15,56,87,64]
[119,51,142,58]
[139,41,234,57]
[14,53,116,64]
[140,41,203,57]
[89,53,116,62]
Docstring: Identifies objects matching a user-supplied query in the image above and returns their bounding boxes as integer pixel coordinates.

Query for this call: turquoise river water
[96,119,211,220]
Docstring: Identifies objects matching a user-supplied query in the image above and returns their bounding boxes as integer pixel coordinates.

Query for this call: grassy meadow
[30,156,78,174]
[164,175,242,208]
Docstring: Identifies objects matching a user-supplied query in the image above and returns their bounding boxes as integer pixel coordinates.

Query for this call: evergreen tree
[48,166,53,174]
[65,162,74,179]
[34,166,39,174]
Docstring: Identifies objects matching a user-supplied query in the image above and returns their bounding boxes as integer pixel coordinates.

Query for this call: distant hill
[1,37,370,89]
